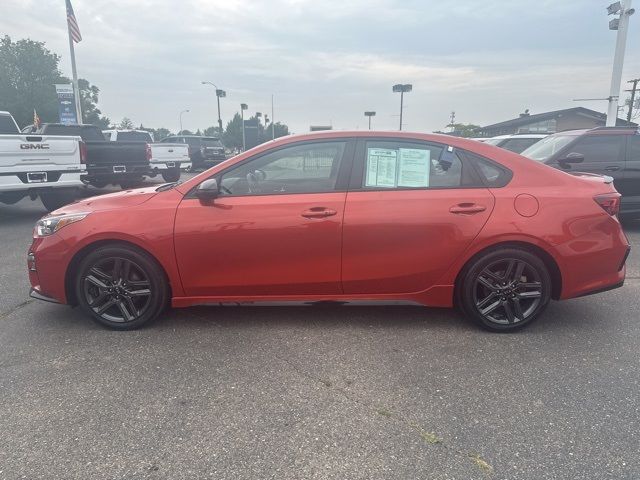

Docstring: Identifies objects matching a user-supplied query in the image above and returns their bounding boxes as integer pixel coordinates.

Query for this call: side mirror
[195,178,219,203]
[558,152,584,169]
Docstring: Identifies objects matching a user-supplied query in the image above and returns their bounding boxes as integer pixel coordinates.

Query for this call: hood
[53,186,160,215]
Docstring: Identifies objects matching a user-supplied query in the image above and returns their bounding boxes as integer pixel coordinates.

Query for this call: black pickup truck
[22,123,150,188]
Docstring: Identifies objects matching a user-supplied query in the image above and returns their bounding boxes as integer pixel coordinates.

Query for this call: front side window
[629,135,640,161]
[563,135,625,163]
[361,141,463,188]
[219,141,346,196]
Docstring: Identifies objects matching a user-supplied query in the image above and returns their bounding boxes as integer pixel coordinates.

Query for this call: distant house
[477,107,637,137]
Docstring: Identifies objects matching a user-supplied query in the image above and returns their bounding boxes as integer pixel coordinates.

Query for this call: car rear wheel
[457,248,551,332]
[75,245,169,330]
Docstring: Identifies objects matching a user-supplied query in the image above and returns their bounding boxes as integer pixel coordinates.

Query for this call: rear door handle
[449,203,487,214]
[301,207,337,219]
[604,165,620,172]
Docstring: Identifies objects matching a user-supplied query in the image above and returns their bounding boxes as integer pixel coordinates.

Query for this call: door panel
[174,193,346,296]
[621,135,640,212]
[342,189,494,294]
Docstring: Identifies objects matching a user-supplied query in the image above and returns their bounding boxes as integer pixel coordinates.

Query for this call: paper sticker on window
[365,148,397,187]
[398,148,430,187]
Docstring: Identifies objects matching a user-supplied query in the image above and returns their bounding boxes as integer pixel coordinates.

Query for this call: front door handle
[604,165,620,172]
[301,207,337,219]
[449,203,487,215]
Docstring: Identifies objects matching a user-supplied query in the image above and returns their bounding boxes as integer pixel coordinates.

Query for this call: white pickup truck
[103,130,191,182]
[0,111,86,211]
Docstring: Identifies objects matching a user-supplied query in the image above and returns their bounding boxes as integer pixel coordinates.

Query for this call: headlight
[35,213,89,237]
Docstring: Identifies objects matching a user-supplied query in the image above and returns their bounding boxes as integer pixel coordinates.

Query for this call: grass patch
[470,454,493,475]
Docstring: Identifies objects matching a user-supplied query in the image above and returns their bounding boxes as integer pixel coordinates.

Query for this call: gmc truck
[23,123,150,188]
[103,129,191,182]
[0,111,86,211]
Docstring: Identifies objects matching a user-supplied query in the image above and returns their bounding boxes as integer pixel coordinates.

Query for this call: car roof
[554,126,639,137]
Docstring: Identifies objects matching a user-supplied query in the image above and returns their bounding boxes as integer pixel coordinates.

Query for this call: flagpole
[67,19,83,123]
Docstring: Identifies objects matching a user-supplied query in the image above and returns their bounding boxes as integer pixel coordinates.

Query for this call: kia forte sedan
[27,131,630,332]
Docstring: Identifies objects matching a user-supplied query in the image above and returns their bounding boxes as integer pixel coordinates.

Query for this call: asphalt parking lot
[1,181,640,480]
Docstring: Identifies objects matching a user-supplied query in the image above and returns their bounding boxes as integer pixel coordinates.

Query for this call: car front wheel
[457,248,551,332]
[75,245,169,330]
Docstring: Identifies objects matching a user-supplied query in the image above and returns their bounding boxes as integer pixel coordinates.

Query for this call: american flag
[66,0,82,43]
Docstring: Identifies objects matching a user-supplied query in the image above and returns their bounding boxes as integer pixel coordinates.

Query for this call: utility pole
[240,103,248,151]
[392,84,412,131]
[271,94,275,140]
[625,78,640,122]
[606,0,635,126]
[364,111,376,130]
[449,111,456,131]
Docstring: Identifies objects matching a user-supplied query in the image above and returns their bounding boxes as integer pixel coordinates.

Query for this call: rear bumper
[149,160,192,171]
[85,163,149,177]
[0,171,84,192]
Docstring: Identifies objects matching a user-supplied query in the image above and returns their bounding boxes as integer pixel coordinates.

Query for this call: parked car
[0,112,86,211]
[103,129,191,182]
[23,123,150,188]
[161,135,226,169]
[28,131,629,332]
[521,126,640,218]
[484,134,547,153]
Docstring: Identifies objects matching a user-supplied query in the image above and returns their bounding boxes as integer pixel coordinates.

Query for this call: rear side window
[564,135,625,162]
[461,151,513,187]
[628,135,640,162]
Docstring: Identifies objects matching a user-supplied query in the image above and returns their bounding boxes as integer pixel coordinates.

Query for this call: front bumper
[29,286,60,304]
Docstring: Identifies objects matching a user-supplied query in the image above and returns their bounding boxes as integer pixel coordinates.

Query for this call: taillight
[145,144,152,162]
[594,193,620,216]
[79,141,87,164]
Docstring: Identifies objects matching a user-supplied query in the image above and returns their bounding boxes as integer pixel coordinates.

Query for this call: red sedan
[27,131,630,332]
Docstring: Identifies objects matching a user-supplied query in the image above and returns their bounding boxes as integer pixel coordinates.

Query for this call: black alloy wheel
[75,245,168,329]
[458,248,551,332]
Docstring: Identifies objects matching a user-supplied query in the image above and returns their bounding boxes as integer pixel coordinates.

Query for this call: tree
[443,123,481,138]
[223,113,244,150]
[153,127,172,141]
[78,78,110,128]
[0,35,110,129]
[0,35,65,127]
[264,122,290,141]
[203,126,219,137]
[119,117,134,129]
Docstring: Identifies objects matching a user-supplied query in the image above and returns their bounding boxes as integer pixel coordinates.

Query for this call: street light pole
[626,78,640,122]
[392,84,412,131]
[606,0,635,126]
[364,111,376,130]
[240,103,248,151]
[179,109,189,134]
[201,81,226,134]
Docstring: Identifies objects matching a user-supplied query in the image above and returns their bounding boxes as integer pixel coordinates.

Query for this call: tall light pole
[364,111,376,130]
[605,1,635,126]
[201,81,226,133]
[179,109,189,134]
[240,103,248,151]
[392,84,412,130]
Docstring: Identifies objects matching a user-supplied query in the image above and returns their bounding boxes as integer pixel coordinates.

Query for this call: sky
[2,0,639,133]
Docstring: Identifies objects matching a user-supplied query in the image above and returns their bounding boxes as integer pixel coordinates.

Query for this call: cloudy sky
[3,0,639,133]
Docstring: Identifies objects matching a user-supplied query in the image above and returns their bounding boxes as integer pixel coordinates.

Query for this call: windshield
[202,137,223,148]
[43,125,106,141]
[115,131,153,142]
[520,134,576,161]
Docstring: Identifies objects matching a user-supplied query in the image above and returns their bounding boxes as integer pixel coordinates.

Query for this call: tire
[161,167,181,183]
[40,191,77,212]
[456,248,551,332]
[120,178,143,189]
[74,245,169,330]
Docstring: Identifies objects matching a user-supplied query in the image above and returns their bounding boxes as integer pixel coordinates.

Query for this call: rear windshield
[202,137,223,147]
[0,115,19,134]
[43,125,105,141]
[521,135,576,161]
[498,137,544,154]
[114,131,153,142]
[483,138,504,146]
